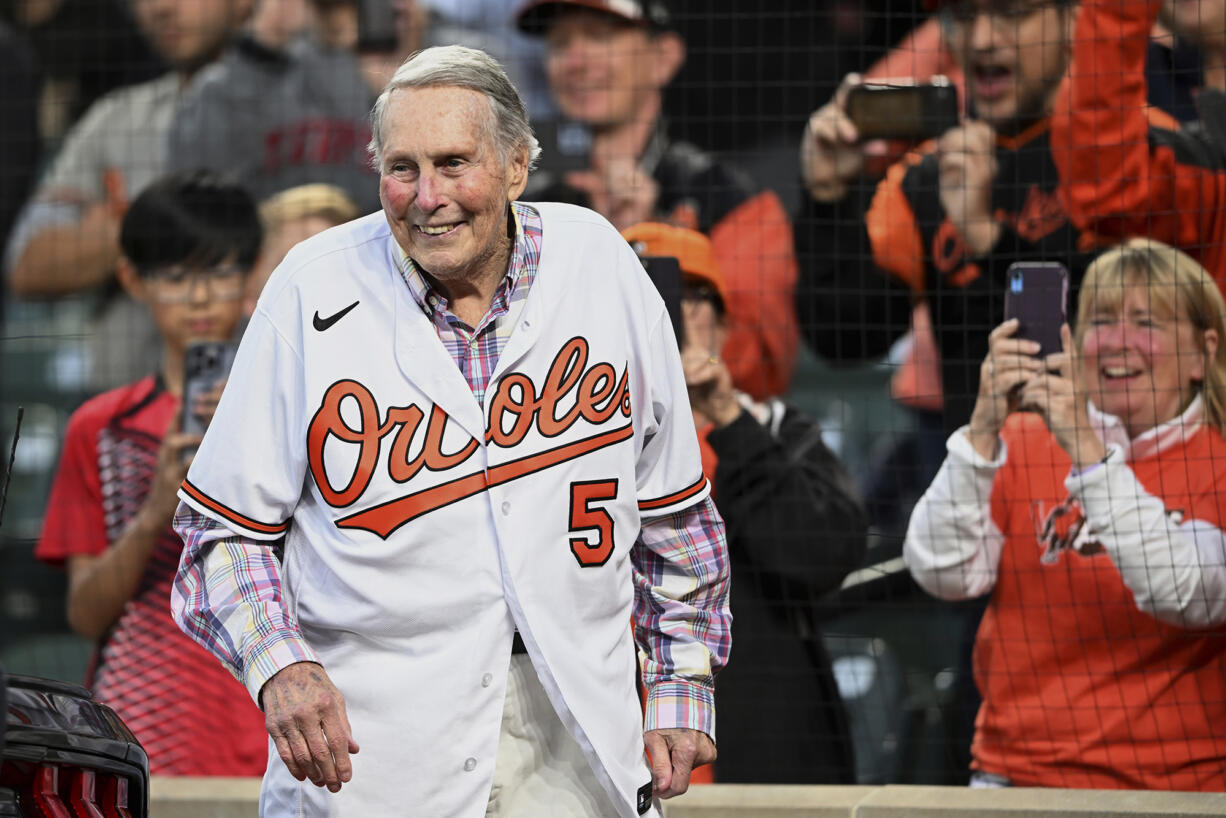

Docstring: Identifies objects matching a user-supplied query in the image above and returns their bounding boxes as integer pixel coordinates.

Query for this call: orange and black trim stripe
[180,479,291,536]
[638,475,708,512]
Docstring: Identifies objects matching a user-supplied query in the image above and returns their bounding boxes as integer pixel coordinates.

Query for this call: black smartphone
[641,256,685,348]
[357,0,397,53]
[845,79,960,141]
[181,341,236,442]
[1003,261,1070,359]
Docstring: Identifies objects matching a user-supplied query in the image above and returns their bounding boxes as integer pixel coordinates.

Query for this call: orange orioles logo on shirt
[1033,496,1102,563]
[305,336,634,540]
[1033,495,1188,566]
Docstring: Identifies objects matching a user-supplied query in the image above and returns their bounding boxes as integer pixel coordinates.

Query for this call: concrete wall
[149,779,1226,817]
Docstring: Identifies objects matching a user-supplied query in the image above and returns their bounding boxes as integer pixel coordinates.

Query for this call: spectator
[246,183,359,314]
[3,0,163,148]
[905,239,1226,790]
[516,0,800,401]
[624,221,866,784]
[1051,0,1226,286]
[5,0,254,393]
[35,171,267,776]
[166,0,381,214]
[796,0,1094,435]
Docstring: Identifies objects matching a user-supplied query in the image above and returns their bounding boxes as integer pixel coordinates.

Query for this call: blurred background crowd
[2,0,1226,792]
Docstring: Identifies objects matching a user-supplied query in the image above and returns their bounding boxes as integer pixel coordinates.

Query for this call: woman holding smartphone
[904,238,1226,790]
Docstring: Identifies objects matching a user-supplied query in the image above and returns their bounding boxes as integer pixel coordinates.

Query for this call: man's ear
[506,144,532,201]
[115,257,147,302]
[651,32,685,89]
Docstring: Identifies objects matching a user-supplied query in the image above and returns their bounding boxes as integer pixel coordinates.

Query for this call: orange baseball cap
[621,222,728,309]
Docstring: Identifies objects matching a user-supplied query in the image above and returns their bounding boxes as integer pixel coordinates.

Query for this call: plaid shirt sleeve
[171,502,321,706]
[633,495,732,740]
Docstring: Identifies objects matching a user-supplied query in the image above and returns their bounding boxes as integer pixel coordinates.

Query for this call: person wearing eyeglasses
[34,170,269,776]
[797,0,1092,437]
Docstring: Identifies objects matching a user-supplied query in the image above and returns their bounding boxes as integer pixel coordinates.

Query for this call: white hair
[367,45,541,172]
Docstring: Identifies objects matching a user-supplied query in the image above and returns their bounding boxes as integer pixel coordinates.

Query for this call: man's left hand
[643,727,716,798]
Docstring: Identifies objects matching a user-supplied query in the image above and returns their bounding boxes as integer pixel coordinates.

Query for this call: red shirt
[37,376,268,776]
[975,413,1226,789]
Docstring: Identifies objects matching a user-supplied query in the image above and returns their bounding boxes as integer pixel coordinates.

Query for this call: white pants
[485,655,624,818]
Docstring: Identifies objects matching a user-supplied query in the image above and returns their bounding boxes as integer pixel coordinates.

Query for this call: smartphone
[181,341,236,441]
[641,256,685,348]
[1003,261,1070,359]
[845,79,960,141]
[357,0,397,53]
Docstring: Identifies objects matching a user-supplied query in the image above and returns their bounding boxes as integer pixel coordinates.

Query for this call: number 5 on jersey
[569,479,618,567]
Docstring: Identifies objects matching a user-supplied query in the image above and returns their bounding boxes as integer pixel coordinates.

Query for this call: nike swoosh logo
[313,301,360,331]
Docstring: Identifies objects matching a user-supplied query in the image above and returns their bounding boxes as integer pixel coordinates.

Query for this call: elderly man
[516,0,800,402]
[171,45,730,817]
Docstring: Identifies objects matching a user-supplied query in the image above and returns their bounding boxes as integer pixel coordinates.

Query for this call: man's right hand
[262,662,360,792]
[800,74,866,203]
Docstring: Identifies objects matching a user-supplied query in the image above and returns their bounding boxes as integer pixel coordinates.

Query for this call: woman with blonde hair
[905,238,1226,790]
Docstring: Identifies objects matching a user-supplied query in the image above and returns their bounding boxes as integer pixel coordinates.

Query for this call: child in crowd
[36,170,268,775]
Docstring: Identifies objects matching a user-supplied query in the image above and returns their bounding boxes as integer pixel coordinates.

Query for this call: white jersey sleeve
[631,274,709,519]
[178,306,309,540]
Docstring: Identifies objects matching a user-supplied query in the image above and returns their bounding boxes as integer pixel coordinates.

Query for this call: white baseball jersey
[177,202,712,816]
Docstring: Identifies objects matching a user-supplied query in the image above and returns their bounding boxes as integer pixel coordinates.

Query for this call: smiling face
[945,0,1074,128]
[1079,279,1212,437]
[544,9,678,129]
[377,86,529,289]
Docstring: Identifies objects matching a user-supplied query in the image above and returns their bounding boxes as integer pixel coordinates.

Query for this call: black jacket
[707,402,866,784]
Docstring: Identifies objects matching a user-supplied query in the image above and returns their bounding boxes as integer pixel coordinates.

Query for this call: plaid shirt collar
[397,203,540,326]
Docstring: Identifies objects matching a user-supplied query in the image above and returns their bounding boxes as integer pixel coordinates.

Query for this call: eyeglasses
[144,264,246,303]
[942,0,1052,33]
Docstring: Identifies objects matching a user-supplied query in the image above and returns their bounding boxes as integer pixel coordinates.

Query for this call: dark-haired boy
[35,170,269,776]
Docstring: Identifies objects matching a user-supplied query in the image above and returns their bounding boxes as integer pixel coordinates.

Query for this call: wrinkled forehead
[382,86,499,152]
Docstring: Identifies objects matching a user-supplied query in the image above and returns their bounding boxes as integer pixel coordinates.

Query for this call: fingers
[320,707,358,790]
[680,345,721,387]
[643,732,672,796]
[643,729,715,799]
[832,72,863,109]
[1058,323,1077,382]
[262,663,356,791]
[660,746,695,799]
[270,731,305,781]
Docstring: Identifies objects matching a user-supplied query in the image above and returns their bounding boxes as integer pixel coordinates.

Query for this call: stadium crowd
[1,0,1224,800]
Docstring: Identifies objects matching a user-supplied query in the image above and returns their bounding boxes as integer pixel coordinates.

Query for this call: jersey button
[464,757,477,772]
[501,501,511,515]
[481,673,493,687]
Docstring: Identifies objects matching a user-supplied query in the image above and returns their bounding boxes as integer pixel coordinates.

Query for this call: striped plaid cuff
[643,678,716,741]
[243,628,324,708]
